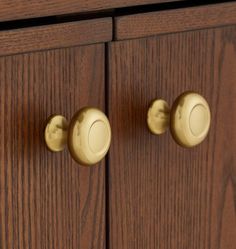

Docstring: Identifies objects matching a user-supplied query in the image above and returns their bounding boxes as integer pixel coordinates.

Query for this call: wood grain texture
[0,44,106,249]
[108,25,236,249]
[0,0,183,22]
[115,2,236,40]
[0,18,112,57]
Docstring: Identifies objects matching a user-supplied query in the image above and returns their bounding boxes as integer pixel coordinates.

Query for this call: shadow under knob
[147,92,211,148]
[44,107,111,166]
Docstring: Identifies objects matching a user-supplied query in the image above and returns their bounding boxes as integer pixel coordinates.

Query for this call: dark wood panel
[108,26,236,249]
[0,18,112,56]
[0,44,106,249]
[115,2,236,40]
[0,0,183,22]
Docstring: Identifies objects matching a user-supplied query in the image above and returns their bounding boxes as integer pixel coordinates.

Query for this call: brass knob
[44,108,111,166]
[147,92,211,148]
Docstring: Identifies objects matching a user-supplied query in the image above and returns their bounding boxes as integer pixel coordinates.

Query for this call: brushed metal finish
[45,108,111,166]
[147,92,211,148]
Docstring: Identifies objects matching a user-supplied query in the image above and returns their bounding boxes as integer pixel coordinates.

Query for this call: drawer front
[0,20,109,248]
[0,18,112,56]
[114,2,236,40]
[108,25,236,249]
[0,0,183,22]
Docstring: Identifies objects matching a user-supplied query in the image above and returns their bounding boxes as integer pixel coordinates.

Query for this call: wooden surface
[0,44,106,249]
[0,18,112,56]
[115,2,236,40]
[108,25,236,249]
[0,0,183,22]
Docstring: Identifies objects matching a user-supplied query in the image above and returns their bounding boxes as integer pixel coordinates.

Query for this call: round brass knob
[44,108,111,166]
[147,92,211,148]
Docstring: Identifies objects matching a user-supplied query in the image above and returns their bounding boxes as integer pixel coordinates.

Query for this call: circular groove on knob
[89,120,110,154]
[189,104,208,136]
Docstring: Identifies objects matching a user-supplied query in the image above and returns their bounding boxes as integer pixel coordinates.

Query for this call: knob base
[44,115,69,152]
[147,99,170,135]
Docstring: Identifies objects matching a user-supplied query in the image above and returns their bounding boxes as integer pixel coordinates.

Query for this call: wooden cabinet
[0,18,112,249]
[108,25,236,249]
[108,3,236,248]
[0,2,236,249]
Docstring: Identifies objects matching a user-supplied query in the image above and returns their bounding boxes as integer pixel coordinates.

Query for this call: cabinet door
[0,39,106,249]
[108,26,236,248]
